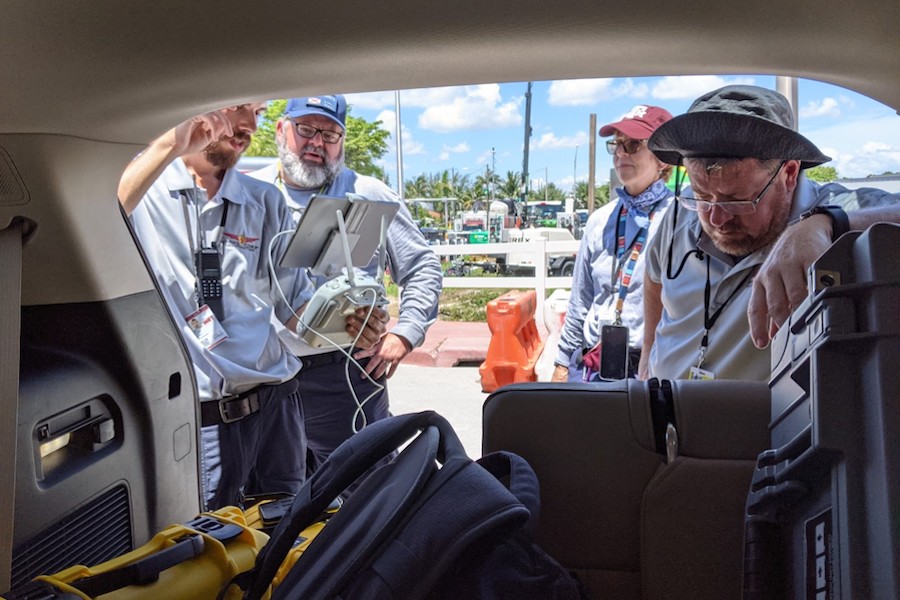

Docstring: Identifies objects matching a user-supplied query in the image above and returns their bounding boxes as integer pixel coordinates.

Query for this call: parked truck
[497,227,578,277]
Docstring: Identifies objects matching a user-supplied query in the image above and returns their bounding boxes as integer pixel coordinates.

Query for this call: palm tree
[500,170,522,198]
[473,168,496,205]
[573,181,611,210]
[404,174,429,199]
[433,170,454,198]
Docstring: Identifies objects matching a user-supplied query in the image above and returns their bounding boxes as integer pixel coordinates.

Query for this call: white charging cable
[268,229,386,433]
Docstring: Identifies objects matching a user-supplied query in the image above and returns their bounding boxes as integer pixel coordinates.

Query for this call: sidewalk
[397,319,492,368]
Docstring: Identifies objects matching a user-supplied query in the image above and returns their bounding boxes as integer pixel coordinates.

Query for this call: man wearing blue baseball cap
[251,96,442,480]
[639,85,900,382]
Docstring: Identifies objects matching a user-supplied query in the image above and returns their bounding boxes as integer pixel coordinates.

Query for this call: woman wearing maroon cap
[552,105,674,382]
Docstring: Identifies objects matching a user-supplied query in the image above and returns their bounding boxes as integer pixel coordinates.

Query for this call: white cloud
[438,142,470,162]
[401,86,468,107]
[804,114,900,178]
[377,109,424,155]
[531,130,590,151]
[346,86,464,111]
[547,78,648,106]
[799,97,841,118]
[345,91,395,110]
[418,84,522,132]
[650,75,756,100]
[443,142,470,153]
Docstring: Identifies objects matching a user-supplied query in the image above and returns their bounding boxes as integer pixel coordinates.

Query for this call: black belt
[299,350,357,371]
[201,387,262,427]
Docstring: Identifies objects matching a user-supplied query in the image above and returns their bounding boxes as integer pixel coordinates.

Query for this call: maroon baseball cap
[599,105,673,140]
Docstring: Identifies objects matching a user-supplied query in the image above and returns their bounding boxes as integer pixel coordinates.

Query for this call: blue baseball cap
[284,95,347,129]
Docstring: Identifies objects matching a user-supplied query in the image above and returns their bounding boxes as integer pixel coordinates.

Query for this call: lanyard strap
[696,255,755,367]
[180,190,229,308]
[611,204,654,324]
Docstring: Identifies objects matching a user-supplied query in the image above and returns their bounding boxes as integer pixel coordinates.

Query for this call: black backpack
[242,410,583,600]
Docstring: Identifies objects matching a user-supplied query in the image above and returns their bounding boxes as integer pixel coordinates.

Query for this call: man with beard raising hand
[118,103,388,510]
[251,96,442,479]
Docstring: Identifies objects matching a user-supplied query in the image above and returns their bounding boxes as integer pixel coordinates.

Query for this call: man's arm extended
[748,204,900,348]
[117,111,234,216]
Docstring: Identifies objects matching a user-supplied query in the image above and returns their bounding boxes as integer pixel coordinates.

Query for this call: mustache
[204,131,251,152]
[299,144,325,159]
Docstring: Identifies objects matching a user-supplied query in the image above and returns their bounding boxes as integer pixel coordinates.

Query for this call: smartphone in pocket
[600,324,629,380]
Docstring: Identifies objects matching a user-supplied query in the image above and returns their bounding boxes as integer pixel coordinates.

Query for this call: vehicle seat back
[482,379,769,600]
[640,380,769,600]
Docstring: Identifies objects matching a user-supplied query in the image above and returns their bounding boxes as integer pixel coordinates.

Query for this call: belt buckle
[218,392,259,424]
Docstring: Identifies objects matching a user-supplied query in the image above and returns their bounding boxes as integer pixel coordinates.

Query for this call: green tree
[527,182,566,202]
[805,165,839,183]
[344,113,390,180]
[432,170,454,197]
[574,181,611,209]
[499,170,522,198]
[405,174,430,198]
[244,100,390,181]
[473,169,497,200]
[246,99,286,157]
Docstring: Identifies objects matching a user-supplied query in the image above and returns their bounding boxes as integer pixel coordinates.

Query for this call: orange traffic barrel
[479,290,544,392]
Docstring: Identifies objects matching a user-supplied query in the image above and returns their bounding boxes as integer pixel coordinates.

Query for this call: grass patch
[384,279,510,323]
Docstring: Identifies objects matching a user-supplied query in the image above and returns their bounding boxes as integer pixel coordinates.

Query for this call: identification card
[186,304,228,350]
[689,366,716,380]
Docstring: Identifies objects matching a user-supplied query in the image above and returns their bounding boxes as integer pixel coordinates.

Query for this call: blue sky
[344,75,900,193]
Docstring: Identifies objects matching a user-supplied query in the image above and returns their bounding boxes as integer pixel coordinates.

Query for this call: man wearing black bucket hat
[639,85,900,381]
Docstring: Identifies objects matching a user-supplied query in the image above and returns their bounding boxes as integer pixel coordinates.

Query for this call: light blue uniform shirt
[130,159,314,400]
[555,188,673,378]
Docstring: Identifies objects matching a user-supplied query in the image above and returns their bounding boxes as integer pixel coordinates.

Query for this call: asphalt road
[386,364,488,458]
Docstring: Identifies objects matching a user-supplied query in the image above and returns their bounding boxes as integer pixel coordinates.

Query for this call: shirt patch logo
[223,232,260,251]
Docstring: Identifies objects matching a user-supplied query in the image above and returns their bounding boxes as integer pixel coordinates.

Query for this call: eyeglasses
[292,122,343,144]
[677,161,785,215]
[606,138,646,155]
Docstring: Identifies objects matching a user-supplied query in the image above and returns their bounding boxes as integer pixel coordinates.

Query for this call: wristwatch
[799,205,850,242]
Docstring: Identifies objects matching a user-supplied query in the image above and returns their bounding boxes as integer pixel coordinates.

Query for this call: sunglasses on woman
[606,138,646,155]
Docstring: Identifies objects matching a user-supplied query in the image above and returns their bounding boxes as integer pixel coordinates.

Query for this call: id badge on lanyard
[689,257,756,380]
[182,190,230,348]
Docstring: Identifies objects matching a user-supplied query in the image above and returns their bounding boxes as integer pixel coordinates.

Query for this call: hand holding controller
[296,209,391,349]
[296,270,388,349]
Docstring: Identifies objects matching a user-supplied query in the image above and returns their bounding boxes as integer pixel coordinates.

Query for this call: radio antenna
[376,214,388,281]
[335,209,356,288]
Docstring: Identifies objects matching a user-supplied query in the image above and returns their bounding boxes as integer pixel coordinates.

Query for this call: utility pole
[394,90,404,201]
[775,76,799,130]
[490,147,496,201]
[521,81,533,226]
[588,113,596,213]
[573,145,579,195]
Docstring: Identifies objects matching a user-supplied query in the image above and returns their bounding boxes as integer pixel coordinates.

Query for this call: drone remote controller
[297,208,390,349]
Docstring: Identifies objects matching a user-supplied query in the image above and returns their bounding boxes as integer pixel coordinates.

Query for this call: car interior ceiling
[1,0,897,593]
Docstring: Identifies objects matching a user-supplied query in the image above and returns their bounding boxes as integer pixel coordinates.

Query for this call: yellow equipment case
[2,502,333,600]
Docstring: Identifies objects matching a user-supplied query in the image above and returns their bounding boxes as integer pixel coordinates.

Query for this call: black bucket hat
[648,85,831,169]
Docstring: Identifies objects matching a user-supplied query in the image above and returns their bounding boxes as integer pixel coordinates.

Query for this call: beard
[203,132,251,170]
[700,199,792,257]
[278,135,344,189]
